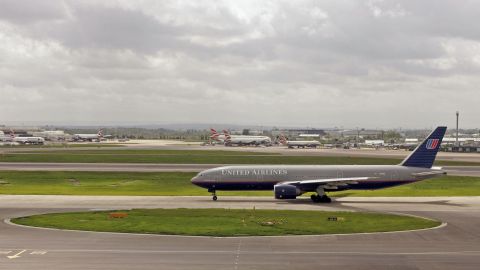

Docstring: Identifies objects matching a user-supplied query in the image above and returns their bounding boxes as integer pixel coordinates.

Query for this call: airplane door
[337,171,343,178]
[210,174,219,190]
[391,171,399,180]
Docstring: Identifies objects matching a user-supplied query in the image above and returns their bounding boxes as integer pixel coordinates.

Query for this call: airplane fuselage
[191,165,443,193]
[225,136,272,145]
[285,140,320,148]
[14,137,45,144]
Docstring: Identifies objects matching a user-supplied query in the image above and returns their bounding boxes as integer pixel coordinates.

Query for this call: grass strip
[0,150,475,166]
[11,208,440,236]
[0,171,479,196]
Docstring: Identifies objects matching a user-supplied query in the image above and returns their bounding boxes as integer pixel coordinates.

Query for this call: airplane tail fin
[278,135,287,145]
[210,128,219,140]
[400,126,447,168]
[97,129,104,139]
[222,129,230,135]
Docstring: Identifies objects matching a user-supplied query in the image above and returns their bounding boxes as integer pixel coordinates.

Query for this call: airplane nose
[191,176,200,185]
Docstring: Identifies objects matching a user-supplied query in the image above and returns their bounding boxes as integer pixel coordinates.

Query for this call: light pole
[456,111,459,146]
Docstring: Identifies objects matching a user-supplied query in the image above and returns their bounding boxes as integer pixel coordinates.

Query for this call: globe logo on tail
[426,139,439,150]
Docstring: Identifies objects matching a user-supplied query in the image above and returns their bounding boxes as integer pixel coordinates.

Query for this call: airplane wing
[281,177,374,190]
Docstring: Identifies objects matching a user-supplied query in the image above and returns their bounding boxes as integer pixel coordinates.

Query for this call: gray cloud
[0,0,479,128]
[0,0,68,24]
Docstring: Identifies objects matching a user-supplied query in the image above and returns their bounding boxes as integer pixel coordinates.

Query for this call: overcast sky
[0,0,478,129]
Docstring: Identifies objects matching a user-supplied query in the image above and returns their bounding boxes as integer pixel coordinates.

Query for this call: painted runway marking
[234,240,242,270]
[30,250,47,255]
[19,249,480,256]
[2,250,48,259]
[7,250,26,259]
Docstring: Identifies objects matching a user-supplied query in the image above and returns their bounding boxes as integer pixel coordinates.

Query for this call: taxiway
[0,196,479,269]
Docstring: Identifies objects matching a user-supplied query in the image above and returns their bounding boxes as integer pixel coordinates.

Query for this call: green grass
[0,171,479,196]
[9,149,278,155]
[335,175,480,196]
[0,171,203,196]
[11,208,440,236]
[0,149,475,166]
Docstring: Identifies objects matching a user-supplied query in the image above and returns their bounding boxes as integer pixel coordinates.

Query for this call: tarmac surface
[0,196,479,270]
[0,162,479,177]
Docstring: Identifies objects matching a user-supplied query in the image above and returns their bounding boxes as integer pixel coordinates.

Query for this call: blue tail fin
[400,126,447,168]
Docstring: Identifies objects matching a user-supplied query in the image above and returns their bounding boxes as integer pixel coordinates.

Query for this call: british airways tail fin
[400,126,447,168]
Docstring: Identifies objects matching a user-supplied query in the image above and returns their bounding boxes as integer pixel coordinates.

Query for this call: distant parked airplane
[192,126,447,202]
[278,135,320,148]
[7,129,45,145]
[210,129,272,146]
[73,129,107,142]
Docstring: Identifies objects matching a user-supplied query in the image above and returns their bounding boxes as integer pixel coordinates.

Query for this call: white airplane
[73,129,105,142]
[7,130,45,145]
[223,130,272,146]
[279,135,320,148]
[209,129,272,146]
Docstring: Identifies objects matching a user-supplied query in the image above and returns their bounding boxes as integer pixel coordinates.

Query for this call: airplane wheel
[311,195,331,203]
[320,196,332,203]
[212,195,218,201]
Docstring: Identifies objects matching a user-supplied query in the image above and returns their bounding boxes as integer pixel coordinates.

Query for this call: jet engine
[274,184,301,199]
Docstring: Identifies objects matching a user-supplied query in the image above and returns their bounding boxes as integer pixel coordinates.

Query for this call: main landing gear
[310,194,331,203]
[311,187,332,203]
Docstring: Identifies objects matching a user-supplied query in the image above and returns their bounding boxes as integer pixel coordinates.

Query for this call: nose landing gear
[208,188,217,201]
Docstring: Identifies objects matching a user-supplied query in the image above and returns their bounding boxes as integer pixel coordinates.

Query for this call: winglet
[400,126,447,168]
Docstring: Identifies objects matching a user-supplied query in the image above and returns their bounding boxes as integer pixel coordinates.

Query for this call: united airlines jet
[192,127,447,202]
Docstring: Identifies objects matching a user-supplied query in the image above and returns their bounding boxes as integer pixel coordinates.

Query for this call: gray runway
[1,162,479,177]
[0,196,479,269]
